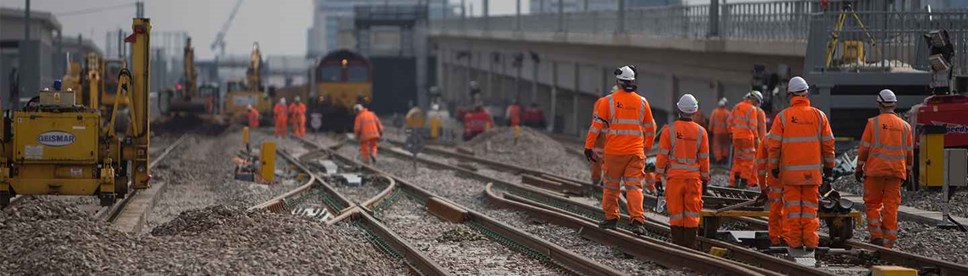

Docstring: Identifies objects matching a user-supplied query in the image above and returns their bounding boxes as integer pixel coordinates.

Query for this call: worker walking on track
[751,91,768,140]
[709,98,731,165]
[728,91,763,188]
[583,65,656,235]
[289,96,307,138]
[766,76,835,251]
[246,104,260,128]
[462,102,494,141]
[656,94,710,248]
[353,104,384,164]
[855,89,913,248]
[274,97,288,138]
[506,99,522,127]
[588,85,619,186]
[754,140,783,246]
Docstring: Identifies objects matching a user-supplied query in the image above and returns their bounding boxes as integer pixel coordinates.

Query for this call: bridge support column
[550,61,558,133]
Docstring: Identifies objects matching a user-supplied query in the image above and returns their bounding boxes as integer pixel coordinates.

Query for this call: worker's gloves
[770,169,780,179]
[822,167,834,181]
[854,169,865,183]
[583,148,597,163]
[820,181,833,196]
[754,189,768,206]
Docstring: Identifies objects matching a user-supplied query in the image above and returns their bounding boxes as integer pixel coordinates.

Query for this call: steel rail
[252,142,450,276]
[300,137,626,276]
[93,134,189,222]
[376,143,830,275]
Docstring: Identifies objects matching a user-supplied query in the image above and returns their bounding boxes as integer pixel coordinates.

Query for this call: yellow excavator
[159,37,222,125]
[224,42,271,124]
[0,18,154,207]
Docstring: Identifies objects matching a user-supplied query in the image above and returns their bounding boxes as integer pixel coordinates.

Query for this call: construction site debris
[464,127,590,181]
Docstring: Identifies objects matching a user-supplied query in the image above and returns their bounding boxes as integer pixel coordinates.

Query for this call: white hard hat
[280,97,287,104]
[877,89,898,104]
[295,96,301,102]
[718,97,728,106]
[677,94,699,114]
[247,104,253,109]
[748,90,764,103]
[353,104,363,112]
[615,66,635,81]
[432,103,440,110]
[787,76,809,95]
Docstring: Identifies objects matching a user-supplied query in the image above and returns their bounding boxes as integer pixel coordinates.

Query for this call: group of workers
[459,99,547,141]
[246,97,309,138]
[584,66,913,250]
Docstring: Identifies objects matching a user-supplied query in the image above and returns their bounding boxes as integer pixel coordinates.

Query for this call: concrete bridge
[427,0,963,136]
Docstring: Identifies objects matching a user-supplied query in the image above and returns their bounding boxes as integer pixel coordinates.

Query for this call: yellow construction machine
[0,18,154,207]
[224,42,271,123]
[159,37,220,122]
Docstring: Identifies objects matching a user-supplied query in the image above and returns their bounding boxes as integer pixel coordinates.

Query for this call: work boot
[599,219,618,230]
[683,227,699,250]
[670,226,683,246]
[630,220,648,236]
[870,238,885,246]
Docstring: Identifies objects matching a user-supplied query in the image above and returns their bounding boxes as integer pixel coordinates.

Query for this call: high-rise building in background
[307,0,456,58]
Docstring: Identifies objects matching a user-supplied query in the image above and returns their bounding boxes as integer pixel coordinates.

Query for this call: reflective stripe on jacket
[354,109,383,140]
[858,113,914,178]
[729,100,759,139]
[765,96,835,185]
[709,107,731,134]
[583,90,657,156]
[655,120,710,180]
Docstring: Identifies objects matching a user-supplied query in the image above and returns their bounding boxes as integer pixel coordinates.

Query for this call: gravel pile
[465,127,590,181]
[340,143,684,275]
[147,129,308,231]
[0,201,407,274]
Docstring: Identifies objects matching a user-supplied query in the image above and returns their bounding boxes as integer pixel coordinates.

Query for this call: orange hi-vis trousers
[783,185,820,248]
[713,133,731,163]
[766,178,784,245]
[275,118,288,137]
[590,147,603,184]
[864,176,902,248]
[665,177,703,227]
[730,138,757,187]
[601,154,646,223]
[360,139,379,163]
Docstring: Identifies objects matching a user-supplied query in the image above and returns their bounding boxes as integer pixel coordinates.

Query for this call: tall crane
[211,0,245,58]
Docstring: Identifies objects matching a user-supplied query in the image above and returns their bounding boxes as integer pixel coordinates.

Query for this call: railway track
[333,136,783,275]
[387,136,968,275]
[289,137,640,275]
[3,134,189,225]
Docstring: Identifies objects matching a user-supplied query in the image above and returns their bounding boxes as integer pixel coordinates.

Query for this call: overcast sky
[1,0,757,59]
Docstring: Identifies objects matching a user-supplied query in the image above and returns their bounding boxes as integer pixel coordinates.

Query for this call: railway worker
[728,91,762,188]
[354,104,384,164]
[587,85,620,186]
[656,94,710,248]
[754,139,783,246]
[708,98,731,165]
[522,102,547,129]
[582,65,655,235]
[855,89,913,248]
[691,104,709,130]
[462,102,494,141]
[274,97,288,138]
[505,99,523,127]
[246,105,260,128]
[290,96,307,138]
[766,76,835,251]
[750,91,768,140]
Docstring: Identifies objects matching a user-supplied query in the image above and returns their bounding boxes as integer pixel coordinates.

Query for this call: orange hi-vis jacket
[765,96,836,185]
[584,90,657,157]
[273,103,288,121]
[656,120,711,181]
[709,107,731,135]
[756,106,767,140]
[354,108,384,141]
[858,113,914,179]
[729,100,760,140]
